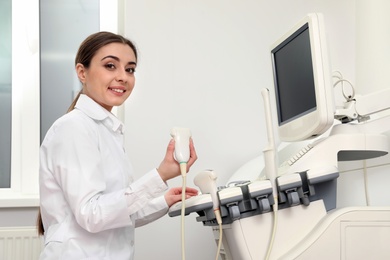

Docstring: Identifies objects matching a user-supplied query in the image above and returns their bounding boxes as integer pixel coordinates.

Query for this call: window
[0,0,12,189]
[0,0,40,207]
[0,0,123,207]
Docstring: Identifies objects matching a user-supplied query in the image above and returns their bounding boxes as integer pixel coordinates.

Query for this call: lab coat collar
[75,94,125,134]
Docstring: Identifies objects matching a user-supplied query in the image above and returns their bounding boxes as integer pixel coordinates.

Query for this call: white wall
[120,0,390,259]
[356,0,390,94]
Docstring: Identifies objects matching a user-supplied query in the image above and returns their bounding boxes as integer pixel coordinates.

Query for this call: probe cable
[180,163,187,260]
[214,209,223,260]
[265,198,278,260]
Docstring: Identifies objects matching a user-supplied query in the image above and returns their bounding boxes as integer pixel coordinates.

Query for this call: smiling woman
[37,31,198,259]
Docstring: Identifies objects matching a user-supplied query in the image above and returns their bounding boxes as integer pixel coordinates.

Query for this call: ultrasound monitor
[271,13,334,142]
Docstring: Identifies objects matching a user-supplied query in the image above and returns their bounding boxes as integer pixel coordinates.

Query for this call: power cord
[333,71,356,101]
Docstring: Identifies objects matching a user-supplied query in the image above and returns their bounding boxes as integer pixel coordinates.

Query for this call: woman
[38,31,198,259]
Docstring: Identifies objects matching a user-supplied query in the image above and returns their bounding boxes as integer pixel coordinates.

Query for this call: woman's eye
[126,68,136,74]
[105,63,115,69]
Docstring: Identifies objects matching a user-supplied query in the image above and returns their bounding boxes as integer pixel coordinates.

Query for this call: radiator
[0,226,43,260]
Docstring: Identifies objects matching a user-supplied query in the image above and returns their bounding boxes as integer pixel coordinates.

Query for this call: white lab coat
[39,94,169,259]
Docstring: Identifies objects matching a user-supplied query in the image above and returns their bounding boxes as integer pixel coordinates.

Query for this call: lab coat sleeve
[42,116,167,233]
[125,168,169,226]
[133,195,169,228]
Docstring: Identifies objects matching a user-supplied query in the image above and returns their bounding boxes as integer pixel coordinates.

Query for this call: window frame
[0,0,124,208]
[0,0,40,207]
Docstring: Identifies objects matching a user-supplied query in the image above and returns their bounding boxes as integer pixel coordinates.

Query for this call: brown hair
[37,31,138,236]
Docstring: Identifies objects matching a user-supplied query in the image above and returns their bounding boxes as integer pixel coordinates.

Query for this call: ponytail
[67,90,82,113]
[37,209,44,236]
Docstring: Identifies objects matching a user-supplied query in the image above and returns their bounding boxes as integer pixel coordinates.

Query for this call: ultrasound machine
[169,13,390,260]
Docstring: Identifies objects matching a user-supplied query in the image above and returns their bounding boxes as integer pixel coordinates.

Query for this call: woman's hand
[164,187,199,207]
[157,138,197,182]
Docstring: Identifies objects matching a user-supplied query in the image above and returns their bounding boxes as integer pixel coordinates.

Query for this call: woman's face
[76,42,137,111]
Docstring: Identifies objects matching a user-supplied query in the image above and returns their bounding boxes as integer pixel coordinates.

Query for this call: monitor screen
[270,13,334,142]
[273,24,316,124]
